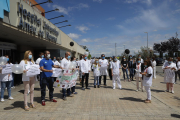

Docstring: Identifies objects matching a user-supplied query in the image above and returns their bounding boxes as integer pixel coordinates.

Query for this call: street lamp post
[144,32,148,48]
[58,24,71,28]
[48,15,64,20]
[54,20,68,25]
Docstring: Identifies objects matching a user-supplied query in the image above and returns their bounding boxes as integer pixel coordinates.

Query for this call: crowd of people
[0,50,180,111]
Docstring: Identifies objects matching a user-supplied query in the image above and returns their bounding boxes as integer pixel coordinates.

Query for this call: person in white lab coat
[52,57,60,82]
[175,57,180,83]
[99,54,109,86]
[20,50,37,111]
[93,59,101,88]
[111,56,122,90]
[138,54,144,63]
[0,55,14,102]
[108,57,113,80]
[78,55,84,84]
[91,57,95,71]
[151,57,157,79]
[71,57,78,94]
[141,60,153,103]
[80,54,91,90]
[162,57,177,94]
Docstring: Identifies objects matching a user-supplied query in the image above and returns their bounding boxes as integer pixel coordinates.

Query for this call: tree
[81,45,92,59]
[153,43,163,57]
[134,46,154,60]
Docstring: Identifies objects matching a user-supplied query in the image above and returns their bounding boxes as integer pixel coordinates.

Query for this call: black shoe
[98,85,100,88]
[86,87,90,90]
[104,84,107,86]
[63,97,67,101]
[94,85,96,88]
[82,87,85,90]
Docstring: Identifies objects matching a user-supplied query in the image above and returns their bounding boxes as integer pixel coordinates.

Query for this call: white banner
[26,65,40,76]
[51,68,62,77]
[1,64,12,74]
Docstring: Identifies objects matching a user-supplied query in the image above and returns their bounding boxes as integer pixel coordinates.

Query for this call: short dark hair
[144,60,152,67]
[39,52,43,55]
[44,50,49,55]
[101,54,105,57]
[168,57,173,61]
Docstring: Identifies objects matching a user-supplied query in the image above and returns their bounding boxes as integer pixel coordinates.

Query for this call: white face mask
[47,54,50,58]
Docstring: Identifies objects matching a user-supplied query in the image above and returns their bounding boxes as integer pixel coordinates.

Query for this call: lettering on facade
[17,3,58,43]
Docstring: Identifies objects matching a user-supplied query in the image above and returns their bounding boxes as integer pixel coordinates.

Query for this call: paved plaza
[0,71,180,120]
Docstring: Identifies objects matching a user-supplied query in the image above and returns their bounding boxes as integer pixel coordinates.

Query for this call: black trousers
[41,77,54,101]
[108,69,112,80]
[99,75,107,85]
[175,70,180,82]
[82,73,89,88]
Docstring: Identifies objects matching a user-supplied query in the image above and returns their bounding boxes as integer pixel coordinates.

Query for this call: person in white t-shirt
[99,54,109,86]
[78,55,84,84]
[141,60,153,103]
[111,56,122,90]
[151,57,156,79]
[36,52,45,88]
[93,59,101,88]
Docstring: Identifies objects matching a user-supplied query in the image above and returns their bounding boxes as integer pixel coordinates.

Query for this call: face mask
[67,56,71,60]
[74,60,76,62]
[41,55,44,58]
[145,65,147,67]
[168,61,172,64]
[29,55,32,59]
[139,57,141,59]
[115,59,117,61]
[96,61,98,63]
[102,57,105,59]
[85,57,87,60]
[54,59,56,61]
[59,60,61,63]
[130,57,132,59]
[7,58,9,62]
[47,54,50,58]
[138,61,141,63]
[110,59,111,60]
[123,58,125,59]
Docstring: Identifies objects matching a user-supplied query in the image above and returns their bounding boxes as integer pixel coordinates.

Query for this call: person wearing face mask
[78,56,84,85]
[80,54,91,90]
[36,52,45,88]
[99,54,109,86]
[133,58,145,92]
[0,55,14,102]
[175,57,180,84]
[121,55,126,63]
[162,57,177,94]
[40,51,61,105]
[52,57,61,84]
[138,54,144,63]
[111,56,122,90]
[108,57,113,80]
[151,57,156,79]
[70,57,78,94]
[60,52,74,100]
[20,50,37,110]
[121,58,130,82]
[128,55,134,81]
[140,60,153,103]
[93,59,101,88]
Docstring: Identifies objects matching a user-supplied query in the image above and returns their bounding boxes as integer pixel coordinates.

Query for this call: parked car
[155,58,164,66]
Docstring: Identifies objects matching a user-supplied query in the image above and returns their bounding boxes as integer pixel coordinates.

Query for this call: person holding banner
[40,51,61,106]
[60,52,74,100]
[0,55,14,102]
[20,51,38,111]
[99,54,109,86]
[71,57,78,94]
[162,57,177,94]
[111,56,122,90]
[80,54,91,90]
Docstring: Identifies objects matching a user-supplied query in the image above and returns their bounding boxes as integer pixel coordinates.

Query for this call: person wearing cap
[99,54,109,86]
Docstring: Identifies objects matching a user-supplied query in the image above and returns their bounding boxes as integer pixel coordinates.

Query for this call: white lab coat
[53,61,61,67]
[162,62,177,83]
[99,59,108,76]
[19,60,37,81]
[80,59,91,73]
[36,58,43,65]
[152,60,156,79]
[93,64,100,76]
[60,58,71,69]
[0,63,13,82]
[143,67,153,86]
[177,61,180,70]
[135,63,142,78]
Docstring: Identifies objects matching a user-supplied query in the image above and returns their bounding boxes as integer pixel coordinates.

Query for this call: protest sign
[51,68,62,77]
[26,65,40,76]
[1,64,12,74]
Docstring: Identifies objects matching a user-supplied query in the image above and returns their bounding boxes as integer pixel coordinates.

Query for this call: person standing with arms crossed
[40,51,61,106]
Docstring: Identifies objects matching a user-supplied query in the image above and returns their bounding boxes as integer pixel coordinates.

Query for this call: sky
[37,0,180,57]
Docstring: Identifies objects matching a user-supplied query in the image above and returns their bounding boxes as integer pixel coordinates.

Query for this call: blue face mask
[139,57,141,59]
[67,56,71,60]
[54,59,56,61]
[123,58,125,59]
[102,57,105,59]
[74,60,76,62]
[59,60,61,63]
[115,59,117,61]
[110,59,111,60]
[85,57,87,60]
[130,57,132,59]
[168,61,172,64]
[41,55,44,58]
[138,61,141,63]
[29,55,32,59]
[145,65,147,67]
[7,58,9,62]
[96,61,98,63]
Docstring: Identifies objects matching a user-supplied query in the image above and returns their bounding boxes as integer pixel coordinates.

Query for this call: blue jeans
[94,76,99,85]
[11,73,14,87]
[122,68,129,79]
[129,68,134,80]
[40,72,49,89]
[1,81,12,98]
[62,88,71,97]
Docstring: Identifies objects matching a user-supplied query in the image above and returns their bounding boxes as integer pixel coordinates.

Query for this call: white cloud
[81,39,91,42]
[68,33,81,39]
[93,0,103,3]
[124,0,152,5]
[106,17,116,20]
[76,25,90,33]
[52,3,89,15]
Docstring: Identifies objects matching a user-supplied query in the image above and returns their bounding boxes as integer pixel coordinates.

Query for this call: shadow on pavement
[173,96,180,101]
[34,88,41,91]
[171,114,180,118]
[119,97,144,102]
[160,82,166,84]
[18,90,24,94]
[122,88,135,91]
[151,89,165,93]
[4,101,24,110]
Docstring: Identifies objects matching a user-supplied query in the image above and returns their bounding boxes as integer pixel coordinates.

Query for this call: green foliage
[134,46,154,59]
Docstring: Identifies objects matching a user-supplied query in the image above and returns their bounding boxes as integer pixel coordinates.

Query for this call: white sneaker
[113,87,115,90]
[8,97,14,100]
[1,98,5,102]
[172,91,174,94]
[136,89,139,92]
[11,86,15,88]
